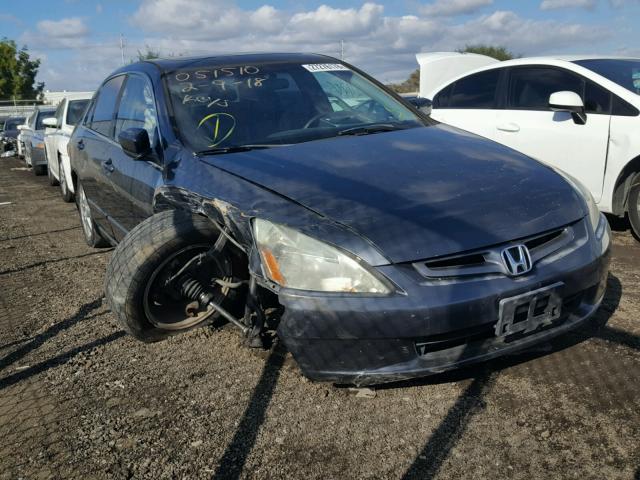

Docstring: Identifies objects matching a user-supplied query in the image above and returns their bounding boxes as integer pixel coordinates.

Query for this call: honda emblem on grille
[501,245,532,276]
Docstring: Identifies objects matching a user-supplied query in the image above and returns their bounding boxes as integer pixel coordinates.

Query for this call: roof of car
[138,52,339,72]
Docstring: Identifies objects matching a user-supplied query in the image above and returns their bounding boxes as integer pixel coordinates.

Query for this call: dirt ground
[0,154,639,480]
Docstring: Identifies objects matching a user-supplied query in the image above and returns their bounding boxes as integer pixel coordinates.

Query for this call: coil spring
[180,277,206,301]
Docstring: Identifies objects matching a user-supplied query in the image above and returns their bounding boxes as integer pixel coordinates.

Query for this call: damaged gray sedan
[68,53,611,385]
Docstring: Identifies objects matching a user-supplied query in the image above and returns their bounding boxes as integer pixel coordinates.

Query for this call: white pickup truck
[417,52,640,239]
[43,95,92,202]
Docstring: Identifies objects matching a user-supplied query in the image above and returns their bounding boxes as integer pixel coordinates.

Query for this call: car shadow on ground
[0,250,111,277]
[0,331,126,390]
[212,343,287,480]
[393,272,627,479]
[0,298,106,382]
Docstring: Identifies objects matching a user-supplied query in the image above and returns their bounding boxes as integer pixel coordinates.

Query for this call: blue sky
[1,0,639,91]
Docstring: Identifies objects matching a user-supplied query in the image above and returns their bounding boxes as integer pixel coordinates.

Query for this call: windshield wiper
[195,144,288,156]
[337,124,404,137]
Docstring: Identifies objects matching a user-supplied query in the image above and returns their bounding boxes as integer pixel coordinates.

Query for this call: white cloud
[420,0,493,17]
[540,0,596,10]
[37,17,88,38]
[31,1,616,90]
[288,3,384,38]
[444,10,609,52]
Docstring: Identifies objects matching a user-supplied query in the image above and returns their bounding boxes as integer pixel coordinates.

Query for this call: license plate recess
[495,282,563,337]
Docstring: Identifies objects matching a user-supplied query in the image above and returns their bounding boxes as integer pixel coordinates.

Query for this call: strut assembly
[164,225,268,347]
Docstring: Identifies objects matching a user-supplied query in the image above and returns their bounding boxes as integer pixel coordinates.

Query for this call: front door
[493,67,611,202]
[107,73,162,241]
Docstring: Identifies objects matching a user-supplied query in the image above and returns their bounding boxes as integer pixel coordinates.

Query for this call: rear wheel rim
[78,186,93,241]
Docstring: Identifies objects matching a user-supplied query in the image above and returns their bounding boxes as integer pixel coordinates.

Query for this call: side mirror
[42,117,58,128]
[118,128,151,159]
[17,125,27,131]
[406,96,433,115]
[549,91,586,125]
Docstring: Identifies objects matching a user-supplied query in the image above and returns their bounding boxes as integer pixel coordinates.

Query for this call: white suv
[422,55,640,238]
[43,96,92,202]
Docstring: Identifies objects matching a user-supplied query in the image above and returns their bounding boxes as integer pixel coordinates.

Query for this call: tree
[0,38,44,101]
[387,69,420,94]
[136,45,161,62]
[457,45,516,61]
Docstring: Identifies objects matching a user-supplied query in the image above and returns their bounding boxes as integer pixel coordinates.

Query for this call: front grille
[415,223,576,279]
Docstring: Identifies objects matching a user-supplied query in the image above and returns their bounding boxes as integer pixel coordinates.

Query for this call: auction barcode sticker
[302,63,350,72]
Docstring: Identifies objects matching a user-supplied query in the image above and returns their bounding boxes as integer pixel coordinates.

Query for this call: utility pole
[120,34,125,65]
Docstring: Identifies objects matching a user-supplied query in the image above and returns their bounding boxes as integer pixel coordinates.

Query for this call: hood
[201,125,585,263]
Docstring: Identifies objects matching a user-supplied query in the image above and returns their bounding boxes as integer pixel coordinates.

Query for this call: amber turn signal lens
[260,248,286,285]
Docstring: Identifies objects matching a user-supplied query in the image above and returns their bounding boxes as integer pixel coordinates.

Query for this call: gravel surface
[0,155,639,479]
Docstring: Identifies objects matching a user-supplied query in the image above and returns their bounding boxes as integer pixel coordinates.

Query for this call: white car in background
[43,96,91,202]
[419,54,640,239]
[16,115,30,159]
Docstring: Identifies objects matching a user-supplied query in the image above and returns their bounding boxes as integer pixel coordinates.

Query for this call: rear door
[107,73,162,240]
[76,75,126,236]
[494,66,611,202]
[430,68,504,140]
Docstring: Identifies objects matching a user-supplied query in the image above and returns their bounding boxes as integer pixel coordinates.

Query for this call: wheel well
[70,169,78,192]
[612,155,640,216]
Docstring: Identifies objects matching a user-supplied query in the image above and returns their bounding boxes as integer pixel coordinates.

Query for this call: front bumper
[277,217,611,386]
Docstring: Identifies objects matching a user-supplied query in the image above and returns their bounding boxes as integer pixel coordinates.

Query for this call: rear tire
[59,156,74,202]
[105,210,243,343]
[33,164,47,176]
[628,173,640,241]
[76,182,110,248]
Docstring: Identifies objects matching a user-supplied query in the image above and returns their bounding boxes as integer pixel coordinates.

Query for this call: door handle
[77,139,85,150]
[497,123,520,132]
[102,158,114,173]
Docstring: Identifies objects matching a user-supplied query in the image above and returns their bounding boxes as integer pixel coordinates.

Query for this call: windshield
[67,99,89,126]
[165,61,423,152]
[574,59,640,95]
[4,118,24,131]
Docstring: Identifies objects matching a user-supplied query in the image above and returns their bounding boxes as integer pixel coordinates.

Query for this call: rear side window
[440,69,501,109]
[612,95,640,116]
[114,75,158,146]
[584,81,611,114]
[508,67,582,110]
[67,100,89,126]
[90,75,125,137]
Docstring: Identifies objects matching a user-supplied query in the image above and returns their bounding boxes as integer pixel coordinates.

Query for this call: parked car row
[10,95,91,201]
[417,53,640,239]
[50,52,611,386]
[1,115,26,153]
[20,106,55,174]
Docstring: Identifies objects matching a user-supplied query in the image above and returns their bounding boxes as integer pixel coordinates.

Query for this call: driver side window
[114,75,158,147]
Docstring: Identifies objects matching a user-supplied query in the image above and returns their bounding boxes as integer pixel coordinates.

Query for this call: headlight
[254,219,391,294]
[555,170,601,232]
